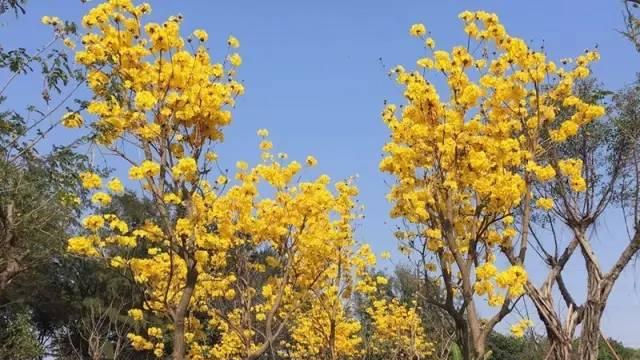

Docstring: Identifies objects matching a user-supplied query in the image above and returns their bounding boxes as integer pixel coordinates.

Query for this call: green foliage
[484,332,640,360]
[0,0,25,17]
[598,338,640,360]
[0,311,43,360]
[486,332,547,360]
[450,343,463,360]
[1,193,156,359]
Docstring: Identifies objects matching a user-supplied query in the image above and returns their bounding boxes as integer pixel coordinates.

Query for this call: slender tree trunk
[526,282,580,360]
[448,300,486,360]
[578,262,607,360]
[545,326,573,360]
[0,259,17,293]
[575,229,607,360]
[578,302,604,360]
[570,223,640,360]
[453,316,488,360]
[329,317,337,360]
[455,317,472,360]
[172,266,197,360]
[471,335,486,360]
[467,303,488,360]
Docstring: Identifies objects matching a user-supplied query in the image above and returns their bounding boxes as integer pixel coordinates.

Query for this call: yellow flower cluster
[510,319,534,338]
[80,171,102,189]
[70,0,242,146]
[171,157,198,181]
[409,23,427,37]
[107,178,124,193]
[495,265,527,298]
[127,308,144,321]
[474,263,527,306]
[91,191,112,206]
[41,15,62,26]
[536,197,554,211]
[82,214,105,231]
[62,112,84,128]
[67,235,99,256]
[127,333,154,350]
[129,161,160,180]
[558,158,587,192]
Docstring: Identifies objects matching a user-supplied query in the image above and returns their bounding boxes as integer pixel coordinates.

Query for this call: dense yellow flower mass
[283,297,363,359]
[72,135,373,358]
[72,0,242,146]
[366,299,433,357]
[380,11,603,351]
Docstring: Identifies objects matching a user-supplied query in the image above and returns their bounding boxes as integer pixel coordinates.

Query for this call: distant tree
[0,310,43,360]
[391,264,456,359]
[598,337,640,360]
[487,332,545,360]
[0,0,83,297]
[622,0,640,51]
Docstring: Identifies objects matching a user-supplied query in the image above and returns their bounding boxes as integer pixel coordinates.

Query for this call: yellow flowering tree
[381,12,603,359]
[280,243,395,360]
[279,242,435,360]
[283,301,363,359]
[364,298,433,359]
[64,1,369,359]
[65,0,239,356]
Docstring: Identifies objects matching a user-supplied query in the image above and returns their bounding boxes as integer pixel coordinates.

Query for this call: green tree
[0,0,83,296]
[0,310,43,360]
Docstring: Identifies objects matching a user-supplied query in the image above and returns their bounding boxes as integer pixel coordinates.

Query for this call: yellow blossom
[128,309,144,321]
[227,35,240,48]
[67,236,98,256]
[62,112,83,128]
[172,157,198,180]
[228,53,242,67]
[107,178,124,193]
[83,215,105,231]
[305,155,317,167]
[80,171,102,189]
[193,29,208,41]
[409,23,426,37]
[536,197,554,211]
[91,192,112,206]
[510,319,534,338]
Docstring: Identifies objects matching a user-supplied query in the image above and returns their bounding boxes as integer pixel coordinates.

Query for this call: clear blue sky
[2,0,639,347]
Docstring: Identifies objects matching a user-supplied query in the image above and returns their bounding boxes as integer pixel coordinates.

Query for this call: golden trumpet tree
[63,1,375,359]
[364,298,433,359]
[280,243,434,360]
[280,244,373,359]
[380,11,604,360]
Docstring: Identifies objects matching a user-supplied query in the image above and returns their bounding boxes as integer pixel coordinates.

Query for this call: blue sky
[2,0,639,347]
